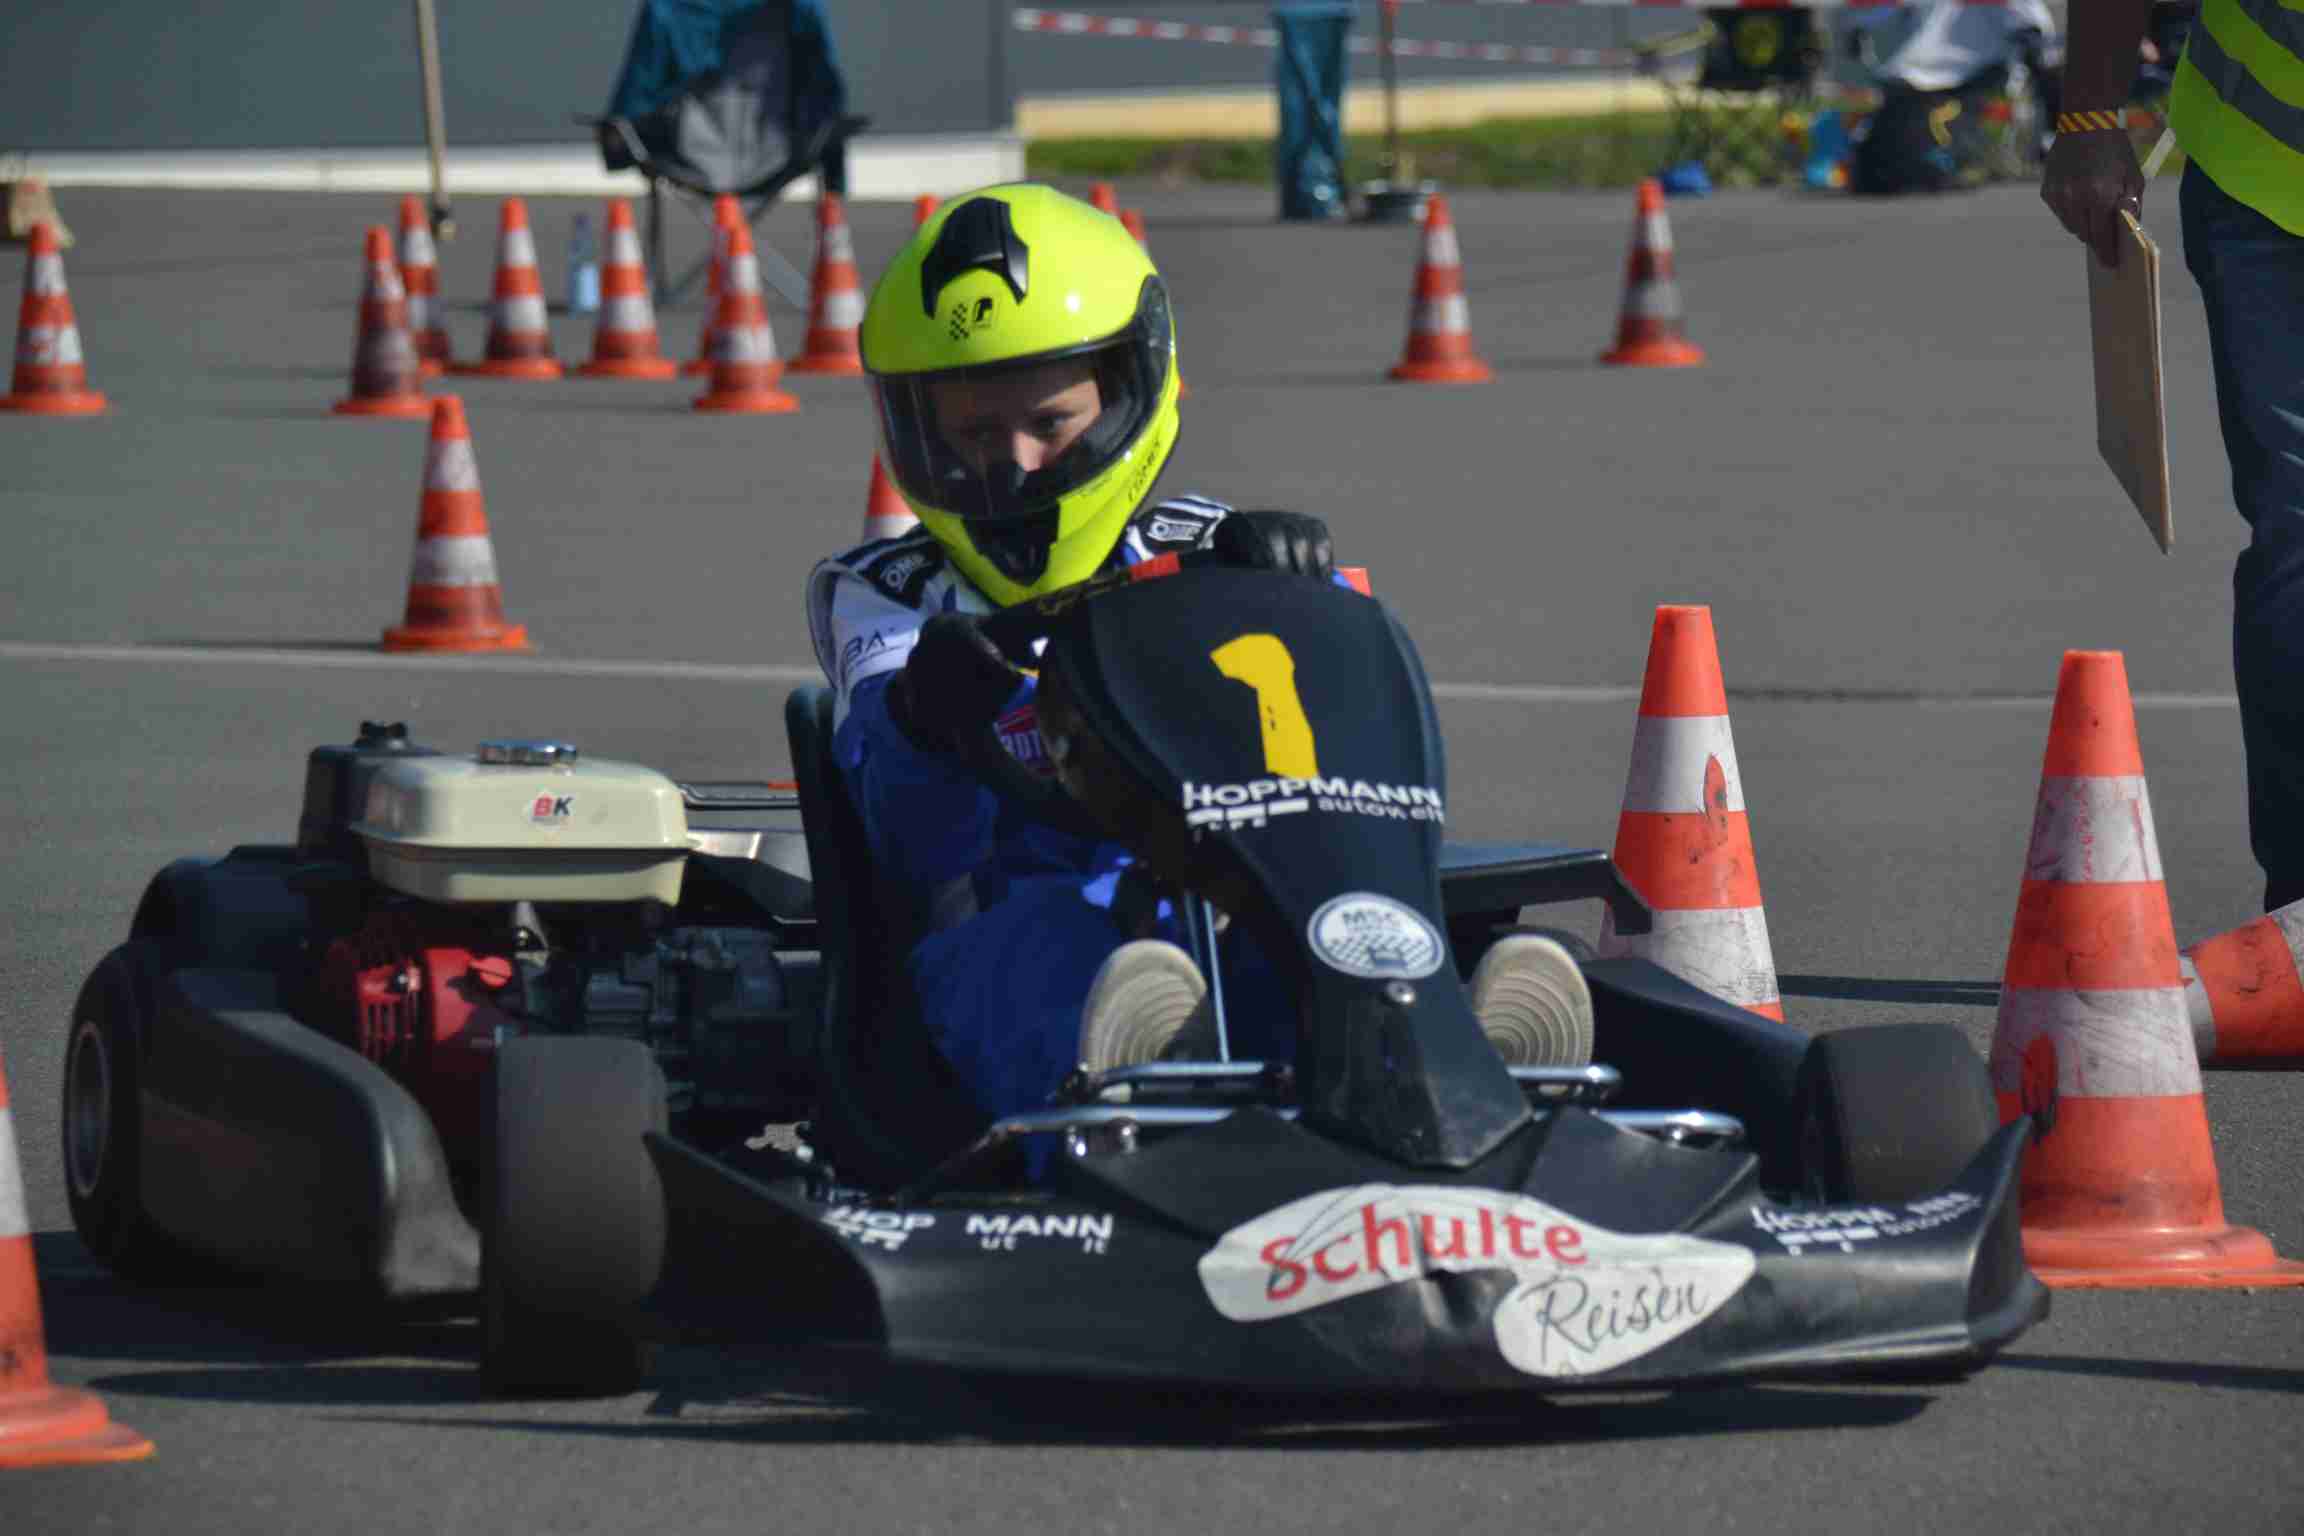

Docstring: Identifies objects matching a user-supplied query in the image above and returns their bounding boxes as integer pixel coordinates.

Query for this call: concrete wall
[0,0,1012,152]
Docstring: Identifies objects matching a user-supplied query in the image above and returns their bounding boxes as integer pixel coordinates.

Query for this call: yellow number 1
[1210,634,1320,778]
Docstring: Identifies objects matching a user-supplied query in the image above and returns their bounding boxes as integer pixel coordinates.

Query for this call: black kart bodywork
[71,563,2047,1395]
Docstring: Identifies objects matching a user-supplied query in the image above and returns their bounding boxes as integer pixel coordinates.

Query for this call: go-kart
[61,557,2046,1396]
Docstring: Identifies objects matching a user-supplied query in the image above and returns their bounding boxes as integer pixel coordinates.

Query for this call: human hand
[2041,129,2146,268]
[1211,510,1334,578]
[886,612,1021,752]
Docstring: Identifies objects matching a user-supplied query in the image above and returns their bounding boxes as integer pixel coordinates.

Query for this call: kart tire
[482,1037,667,1397]
[1795,1022,1997,1205]
[61,943,221,1283]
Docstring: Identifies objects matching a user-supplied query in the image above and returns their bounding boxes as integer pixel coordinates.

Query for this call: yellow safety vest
[2171,0,2304,234]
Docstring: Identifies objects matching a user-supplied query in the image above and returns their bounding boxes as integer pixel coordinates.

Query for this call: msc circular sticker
[1307,893,1444,980]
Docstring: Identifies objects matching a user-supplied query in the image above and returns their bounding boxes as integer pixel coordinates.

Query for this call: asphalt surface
[3,182,2300,1532]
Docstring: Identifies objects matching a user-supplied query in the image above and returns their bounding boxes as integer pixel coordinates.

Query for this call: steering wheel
[951,554,1206,840]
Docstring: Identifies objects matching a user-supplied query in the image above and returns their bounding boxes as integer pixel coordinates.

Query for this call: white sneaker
[1469,934,1595,1067]
[1079,939,1209,1072]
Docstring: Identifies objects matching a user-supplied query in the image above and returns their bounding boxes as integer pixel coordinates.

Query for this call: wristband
[2055,109,2126,134]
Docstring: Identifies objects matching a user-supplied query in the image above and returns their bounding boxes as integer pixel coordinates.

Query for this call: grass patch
[1028,111,1693,191]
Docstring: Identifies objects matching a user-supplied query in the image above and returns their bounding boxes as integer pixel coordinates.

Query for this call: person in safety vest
[805,184,1592,1126]
[2042,1,2304,913]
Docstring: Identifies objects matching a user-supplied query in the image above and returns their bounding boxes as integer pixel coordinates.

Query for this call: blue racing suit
[804,495,1293,1122]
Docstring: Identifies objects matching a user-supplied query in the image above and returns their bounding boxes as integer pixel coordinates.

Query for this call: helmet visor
[873,277,1172,528]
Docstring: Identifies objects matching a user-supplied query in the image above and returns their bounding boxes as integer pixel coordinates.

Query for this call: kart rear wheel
[61,943,220,1283]
[482,1037,667,1397]
[1795,1022,1997,1205]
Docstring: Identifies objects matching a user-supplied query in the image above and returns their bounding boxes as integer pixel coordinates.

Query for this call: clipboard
[2088,209,2172,553]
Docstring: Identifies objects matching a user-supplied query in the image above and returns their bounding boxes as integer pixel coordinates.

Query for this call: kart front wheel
[482,1037,667,1397]
[1795,1022,1997,1205]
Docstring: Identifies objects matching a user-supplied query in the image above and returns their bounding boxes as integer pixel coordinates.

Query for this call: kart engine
[299,728,801,1157]
[313,905,788,1153]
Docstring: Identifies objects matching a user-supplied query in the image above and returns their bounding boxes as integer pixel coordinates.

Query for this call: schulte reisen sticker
[1197,1183,1757,1379]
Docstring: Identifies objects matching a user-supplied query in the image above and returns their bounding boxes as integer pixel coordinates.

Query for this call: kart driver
[806,184,1590,1127]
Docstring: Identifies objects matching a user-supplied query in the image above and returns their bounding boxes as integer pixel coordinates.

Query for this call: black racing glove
[885,612,1022,754]
[1211,509,1334,579]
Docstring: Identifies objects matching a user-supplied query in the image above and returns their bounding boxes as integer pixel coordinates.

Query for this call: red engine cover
[315,911,519,1152]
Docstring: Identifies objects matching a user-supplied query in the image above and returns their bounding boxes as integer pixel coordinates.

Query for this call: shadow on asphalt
[1995,1353,2304,1395]
[36,1234,1934,1445]
[1779,975,2002,1007]
[335,1354,1936,1449]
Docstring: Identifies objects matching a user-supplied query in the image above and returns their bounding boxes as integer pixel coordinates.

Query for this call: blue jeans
[2180,162,2304,910]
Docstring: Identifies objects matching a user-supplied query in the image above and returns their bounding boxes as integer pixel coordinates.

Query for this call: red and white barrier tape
[1012,10,1626,66]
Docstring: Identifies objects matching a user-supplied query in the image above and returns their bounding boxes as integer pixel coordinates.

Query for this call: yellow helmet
[861,184,1182,605]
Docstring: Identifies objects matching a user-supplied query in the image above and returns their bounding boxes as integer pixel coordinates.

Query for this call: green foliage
[1027,112,1683,191]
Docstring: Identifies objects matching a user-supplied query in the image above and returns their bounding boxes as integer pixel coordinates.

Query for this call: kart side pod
[136,967,479,1296]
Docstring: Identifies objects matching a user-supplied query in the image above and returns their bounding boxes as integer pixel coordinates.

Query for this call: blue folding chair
[588,0,867,303]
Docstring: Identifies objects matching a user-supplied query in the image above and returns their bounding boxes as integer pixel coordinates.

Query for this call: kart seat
[784,685,989,1188]
[784,684,1655,1183]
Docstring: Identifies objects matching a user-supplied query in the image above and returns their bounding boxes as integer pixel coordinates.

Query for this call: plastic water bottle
[567,212,599,314]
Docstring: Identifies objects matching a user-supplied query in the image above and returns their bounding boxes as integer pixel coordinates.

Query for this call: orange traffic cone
[694,223,797,415]
[0,1047,153,1467]
[576,199,677,380]
[789,192,865,375]
[333,225,431,418]
[913,194,942,230]
[1089,182,1122,217]
[862,456,917,542]
[398,195,452,375]
[1120,208,1150,249]
[1596,605,1781,1020]
[1,222,107,415]
[381,397,530,652]
[1389,195,1493,385]
[1991,650,2304,1289]
[2180,902,2304,1068]
[686,195,742,377]
[1600,179,1705,368]
[454,198,562,380]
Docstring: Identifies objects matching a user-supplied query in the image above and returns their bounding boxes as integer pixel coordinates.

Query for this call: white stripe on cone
[715,325,777,364]
[821,290,866,327]
[424,439,481,491]
[2177,956,2215,1060]
[407,292,437,329]
[1991,985,2202,1097]
[29,253,64,294]
[1598,905,1780,1010]
[17,324,83,365]
[1626,282,1686,321]
[368,262,407,301]
[823,225,855,264]
[494,294,548,331]
[402,226,437,265]
[1409,296,1469,336]
[2024,775,2163,884]
[607,226,645,264]
[1423,227,1462,268]
[409,535,500,587]
[1641,212,1674,254]
[1619,714,1744,814]
[0,1105,26,1239]
[600,294,657,330]
[502,228,539,267]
